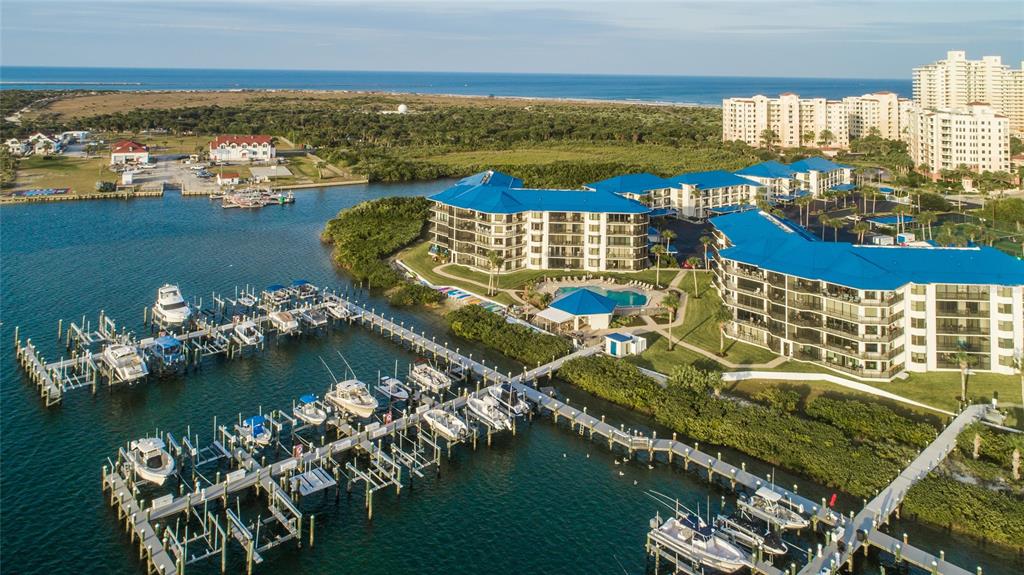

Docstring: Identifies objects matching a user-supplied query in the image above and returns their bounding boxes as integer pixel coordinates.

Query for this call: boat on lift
[377,375,410,402]
[487,382,531,416]
[269,310,299,334]
[236,292,258,308]
[326,379,379,419]
[325,300,351,320]
[293,394,328,425]
[422,408,469,442]
[102,344,149,383]
[649,513,749,573]
[146,335,186,371]
[263,284,290,307]
[152,284,192,326]
[297,307,328,329]
[127,437,176,485]
[737,486,810,531]
[238,415,273,447]
[233,320,264,346]
[290,279,318,299]
[714,514,789,556]
[408,361,452,394]
[466,394,512,430]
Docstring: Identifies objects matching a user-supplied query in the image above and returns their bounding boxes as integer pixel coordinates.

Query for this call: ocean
[0,66,912,104]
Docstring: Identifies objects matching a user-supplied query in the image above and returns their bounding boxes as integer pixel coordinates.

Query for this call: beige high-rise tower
[913,50,1024,134]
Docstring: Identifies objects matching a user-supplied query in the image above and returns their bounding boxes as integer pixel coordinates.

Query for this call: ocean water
[0,67,911,103]
[0,184,1015,574]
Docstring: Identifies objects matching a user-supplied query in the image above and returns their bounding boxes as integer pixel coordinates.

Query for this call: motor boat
[152,284,192,326]
[238,415,273,447]
[127,437,176,485]
[102,344,149,383]
[488,382,531,416]
[293,394,328,426]
[326,379,379,419]
[147,335,186,370]
[738,486,810,531]
[714,515,789,556]
[269,311,299,334]
[408,362,452,394]
[236,292,258,308]
[466,395,512,430]
[233,321,264,346]
[377,376,410,402]
[422,408,469,442]
[263,284,290,307]
[298,307,328,329]
[649,513,749,573]
[290,279,318,299]
[325,301,351,320]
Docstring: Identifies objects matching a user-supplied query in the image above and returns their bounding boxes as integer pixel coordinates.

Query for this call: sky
[1,0,1022,78]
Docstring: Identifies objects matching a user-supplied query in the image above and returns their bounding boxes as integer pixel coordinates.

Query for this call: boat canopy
[291,279,310,287]
[243,415,268,426]
[265,284,286,292]
[755,486,784,502]
[299,394,317,404]
[134,437,166,453]
[154,335,181,348]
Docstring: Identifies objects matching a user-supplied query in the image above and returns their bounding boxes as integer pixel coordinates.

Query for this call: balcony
[935,289,990,301]
[934,306,990,318]
[789,311,822,328]
[790,280,821,295]
[788,296,822,312]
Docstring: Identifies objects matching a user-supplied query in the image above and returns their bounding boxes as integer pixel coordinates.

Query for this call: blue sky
[1,0,1021,78]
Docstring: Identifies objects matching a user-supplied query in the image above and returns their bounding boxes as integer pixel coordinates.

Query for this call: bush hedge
[446,305,572,366]
[903,476,1024,548]
[805,397,938,449]
[387,282,445,307]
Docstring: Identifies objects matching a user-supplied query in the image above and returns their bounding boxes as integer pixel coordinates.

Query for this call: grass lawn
[398,242,517,306]
[10,155,115,194]
[441,260,672,291]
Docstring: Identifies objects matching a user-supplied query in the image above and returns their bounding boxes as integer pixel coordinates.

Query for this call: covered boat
[290,279,318,299]
[238,415,273,447]
[269,310,299,334]
[233,320,264,346]
[147,335,186,370]
[128,437,176,485]
[293,394,327,425]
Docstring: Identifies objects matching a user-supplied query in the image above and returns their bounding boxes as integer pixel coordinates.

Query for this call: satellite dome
[397,104,409,114]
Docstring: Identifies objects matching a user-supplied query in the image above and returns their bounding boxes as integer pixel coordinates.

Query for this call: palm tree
[686,257,702,296]
[662,292,681,350]
[917,211,936,240]
[829,217,843,241]
[761,129,780,151]
[714,303,732,357]
[699,235,713,269]
[853,221,870,244]
[795,195,813,227]
[936,222,957,246]
[651,245,666,287]
[817,214,830,240]
[953,348,972,403]
[803,131,817,148]
[486,251,504,296]
[817,129,835,148]
[662,229,677,252]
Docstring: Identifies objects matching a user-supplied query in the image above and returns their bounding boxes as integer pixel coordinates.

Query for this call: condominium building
[711,209,1024,379]
[429,170,650,273]
[208,135,276,163]
[907,103,1011,178]
[789,157,854,196]
[843,92,915,141]
[913,50,1024,134]
[669,170,763,219]
[584,173,675,215]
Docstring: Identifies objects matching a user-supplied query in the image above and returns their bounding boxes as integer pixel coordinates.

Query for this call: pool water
[554,286,648,307]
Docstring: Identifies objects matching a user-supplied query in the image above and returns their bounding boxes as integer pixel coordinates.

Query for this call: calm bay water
[0,184,1014,574]
[0,67,911,103]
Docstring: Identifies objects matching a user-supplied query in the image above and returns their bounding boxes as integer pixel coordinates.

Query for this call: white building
[110,140,150,165]
[907,103,1011,178]
[5,138,30,156]
[669,170,763,219]
[217,172,241,186]
[913,50,1024,135]
[789,157,854,197]
[27,132,62,155]
[209,135,275,163]
[843,92,915,141]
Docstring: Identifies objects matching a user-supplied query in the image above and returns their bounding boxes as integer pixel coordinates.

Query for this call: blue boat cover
[299,394,317,404]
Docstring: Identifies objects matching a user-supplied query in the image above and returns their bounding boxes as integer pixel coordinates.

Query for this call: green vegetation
[6,155,114,194]
[903,476,1024,549]
[386,282,445,307]
[321,196,430,289]
[446,305,571,366]
[954,423,1024,482]
[804,396,936,448]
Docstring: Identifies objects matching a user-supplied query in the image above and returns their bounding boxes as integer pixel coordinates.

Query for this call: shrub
[903,476,1024,548]
[446,305,571,366]
[387,283,444,306]
[805,396,938,448]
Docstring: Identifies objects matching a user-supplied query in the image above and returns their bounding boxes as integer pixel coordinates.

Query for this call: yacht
[238,415,273,447]
[487,383,531,416]
[102,344,149,383]
[293,394,328,426]
[127,437,176,485]
[466,395,512,430]
[152,284,192,326]
[422,409,469,442]
[269,310,299,334]
[714,514,789,556]
[326,379,379,419]
[233,321,264,346]
[738,487,810,531]
[377,376,410,402]
[408,362,452,394]
[650,513,749,573]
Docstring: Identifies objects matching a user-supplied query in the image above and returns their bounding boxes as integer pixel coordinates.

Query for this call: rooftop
[457,169,523,189]
[670,169,761,190]
[789,156,852,174]
[712,210,1024,289]
[549,288,618,316]
[585,173,673,195]
[210,135,273,148]
[111,140,147,154]
[735,160,797,180]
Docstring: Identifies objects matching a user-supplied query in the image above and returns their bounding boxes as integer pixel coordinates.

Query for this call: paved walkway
[432,264,527,304]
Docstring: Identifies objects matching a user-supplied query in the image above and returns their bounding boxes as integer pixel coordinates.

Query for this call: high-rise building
[907,103,1011,177]
[913,50,1024,134]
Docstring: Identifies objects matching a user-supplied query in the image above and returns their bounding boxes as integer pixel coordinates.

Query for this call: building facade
[669,170,763,219]
[110,140,149,164]
[913,50,1024,134]
[208,135,276,163]
[429,171,650,273]
[711,209,1024,379]
[789,157,854,196]
[907,103,1011,178]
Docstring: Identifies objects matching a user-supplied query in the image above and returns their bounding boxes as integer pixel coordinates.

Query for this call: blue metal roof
[789,157,852,173]
[735,160,796,179]
[585,173,673,195]
[430,182,650,215]
[549,288,618,316]
[457,170,523,189]
[243,415,267,426]
[830,183,857,192]
[606,332,633,343]
[670,170,762,190]
[707,204,757,215]
[711,210,1024,289]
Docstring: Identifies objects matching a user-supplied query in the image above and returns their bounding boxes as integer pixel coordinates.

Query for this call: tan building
[843,92,915,141]
[913,50,1024,135]
[907,103,1011,178]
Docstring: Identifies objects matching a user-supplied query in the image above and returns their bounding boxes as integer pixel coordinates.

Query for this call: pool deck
[540,277,665,308]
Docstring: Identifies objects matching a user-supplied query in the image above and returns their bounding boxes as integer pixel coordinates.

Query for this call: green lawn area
[398,242,517,306]
[10,155,114,194]
[443,261,671,290]
[673,271,778,361]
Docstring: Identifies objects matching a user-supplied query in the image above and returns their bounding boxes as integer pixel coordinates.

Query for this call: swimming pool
[554,286,648,307]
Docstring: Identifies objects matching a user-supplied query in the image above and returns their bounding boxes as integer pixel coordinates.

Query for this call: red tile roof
[219,172,240,179]
[111,140,148,154]
[210,135,273,148]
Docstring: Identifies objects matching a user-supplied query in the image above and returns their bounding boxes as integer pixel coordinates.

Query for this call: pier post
[57,319,63,340]
[309,515,315,547]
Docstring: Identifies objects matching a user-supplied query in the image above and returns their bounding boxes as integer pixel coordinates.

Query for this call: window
[911,335,926,346]
[911,318,927,329]
[997,287,1012,298]
[911,285,926,296]
[997,303,1012,314]
[911,301,926,312]
[998,321,1013,332]
[998,338,1014,350]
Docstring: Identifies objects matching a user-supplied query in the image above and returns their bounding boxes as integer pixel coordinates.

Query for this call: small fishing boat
[738,486,810,531]
[222,189,266,209]
[377,376,410,402]
[233,321,264,346]
[714,515,789,556]
[326,379,379,419]
[293,394,328,425]
[102,344,149,383]
[408,361,452,394]
[238,415,273,447]
[147,335,186,370]
[290,279,318,299]
[325,301,351,320]
[422,408,469,442]
[298,307,328,329]
[269,310,299,334]
[127,437,176,485]
[650,513,749,573]
[488,382,531,416]
[152,284,192,326]
[467,395,512,430]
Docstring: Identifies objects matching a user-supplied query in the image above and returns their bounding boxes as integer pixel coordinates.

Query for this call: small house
[604,333,647,357]
[217,172,241,186]
[110,140,150,164]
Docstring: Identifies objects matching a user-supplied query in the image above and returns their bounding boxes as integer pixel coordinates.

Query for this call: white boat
[408,362,452,394]
[262,284,290,306]
[236,293,258,308]
[152,284,192,326]
[377,376,410,402]
[293,394,327,425]
[290,279,317,299]
[650,514,749,573]
[326,379,379,419]
[298,307,328,329]
[269,310,299,334]
[325,301,351,320]
[233,321,263,346]
[738,486,810,531]
[422,408,469,442]
[102,344,149,383]
[128,437,176,485]
[238,415,273,447]
[714,515,789,556]
[488,383,531,416]
[466,395,512,430]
